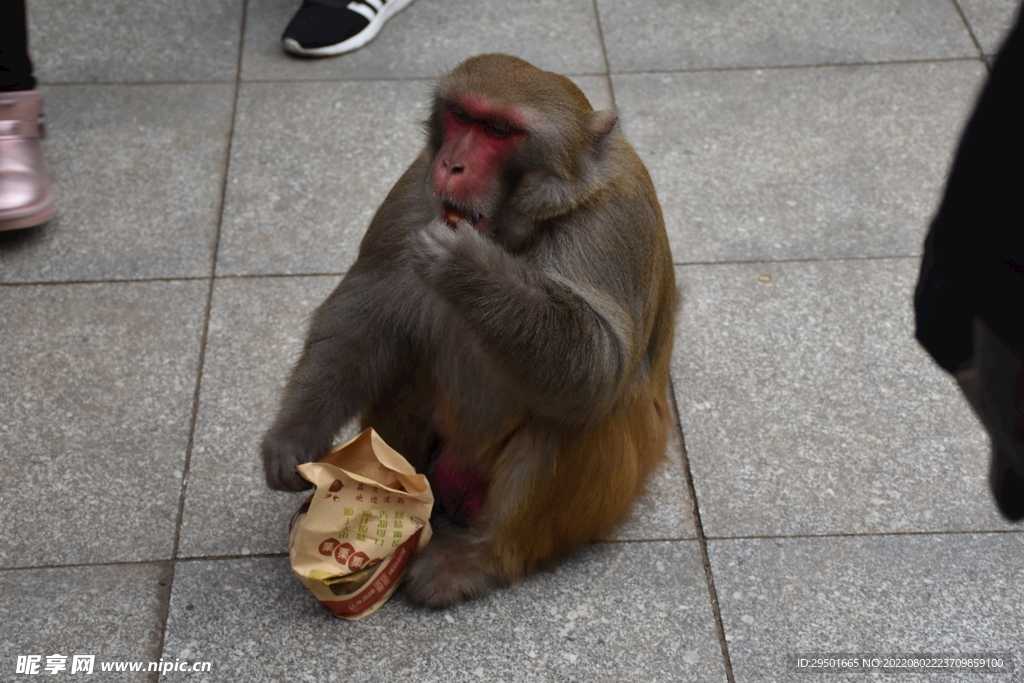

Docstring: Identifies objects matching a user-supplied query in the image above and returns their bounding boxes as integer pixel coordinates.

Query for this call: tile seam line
[150,0,249,674]
[671,376,737,683]
[32,55,982,90]
[589,0,618,111]
[949,0,988,64]
[165,91,237,564]
[0,554,290,573]
[0,273,350,287]
[238,74,613,85]
[33,76,443,88]
[212,271,348,279]
[609,56,982,77]
[0,276,211,287]
[704,528,1024,541]
[673,254,922,267]
[37,80,238,88]
[0,543,683,573]
[34,73,609,88]
[4,526,1020,573]
[0,538,704,573]
[0,255,924,288]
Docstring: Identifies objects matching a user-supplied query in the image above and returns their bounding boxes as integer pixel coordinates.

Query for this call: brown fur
[261,54,675,607]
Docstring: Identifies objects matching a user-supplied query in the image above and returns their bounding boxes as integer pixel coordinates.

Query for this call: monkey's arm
[411,219,635,423]
[261,265,415,490]
[262,157,436,491]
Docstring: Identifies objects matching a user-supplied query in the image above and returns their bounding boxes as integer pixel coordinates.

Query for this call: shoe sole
[282,0,415,57]
[0,202,54,230]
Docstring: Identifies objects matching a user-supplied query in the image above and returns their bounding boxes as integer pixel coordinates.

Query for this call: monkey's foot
[404,531,501,608]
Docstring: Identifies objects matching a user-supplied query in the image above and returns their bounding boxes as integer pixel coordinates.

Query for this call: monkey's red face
[431,97,527,232]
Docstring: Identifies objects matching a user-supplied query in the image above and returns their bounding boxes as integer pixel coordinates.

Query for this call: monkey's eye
[450,107,473,125]
[485,120,516,139]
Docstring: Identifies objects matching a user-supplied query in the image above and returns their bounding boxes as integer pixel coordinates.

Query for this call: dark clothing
[915,7,1024,521]
[0,0,36,91]
[915,9,1024,373]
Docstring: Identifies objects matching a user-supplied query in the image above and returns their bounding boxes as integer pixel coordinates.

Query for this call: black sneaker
[282,0,414,57]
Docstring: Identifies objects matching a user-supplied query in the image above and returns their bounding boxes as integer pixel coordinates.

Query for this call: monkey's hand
[260,428,320,492]
[409,217,481,285]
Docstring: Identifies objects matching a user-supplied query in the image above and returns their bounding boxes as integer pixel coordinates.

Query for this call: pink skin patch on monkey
[432,97,527,233]
[431,448,490,526]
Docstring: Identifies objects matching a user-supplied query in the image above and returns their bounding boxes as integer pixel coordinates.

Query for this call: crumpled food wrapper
[288,428,434,620]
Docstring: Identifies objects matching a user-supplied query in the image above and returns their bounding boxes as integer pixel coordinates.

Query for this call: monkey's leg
[404,388,669,607]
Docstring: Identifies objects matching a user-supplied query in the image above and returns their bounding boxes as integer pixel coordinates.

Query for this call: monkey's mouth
[441,201,487,233]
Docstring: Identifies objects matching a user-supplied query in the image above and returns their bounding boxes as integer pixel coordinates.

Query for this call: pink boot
[0,89,55,231]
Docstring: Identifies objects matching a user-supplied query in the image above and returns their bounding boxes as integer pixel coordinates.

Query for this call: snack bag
[288,428,433,620]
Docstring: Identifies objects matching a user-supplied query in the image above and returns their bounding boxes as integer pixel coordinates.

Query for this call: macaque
[262,54,676,607]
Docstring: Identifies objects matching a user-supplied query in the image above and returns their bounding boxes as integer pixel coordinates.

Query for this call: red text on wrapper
[333,542,356,565]
[318,538,340,556]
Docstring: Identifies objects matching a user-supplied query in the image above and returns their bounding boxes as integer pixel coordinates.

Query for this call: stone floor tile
[0,281,206,567]
[0,84,234,283]
[709,534,1024,683]
[240,0,606,83]
[178,275,341,557]
[613,62,985,264]
[958,0,1021,55]
[29,0,244,84]
[215,81,429,276]
[0,563,172,679]
[597,0,976,72]
[671,259,1019,537]
[162,543,726,682]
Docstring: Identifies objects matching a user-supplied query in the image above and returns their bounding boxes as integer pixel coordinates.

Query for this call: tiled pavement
[2,0,1022,681]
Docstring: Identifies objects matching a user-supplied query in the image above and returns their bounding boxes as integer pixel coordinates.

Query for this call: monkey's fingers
[453,218,476,233]
[261,438,315,491]
[273,466,313,492]
[442,206,466,226]
[410,219,462,282]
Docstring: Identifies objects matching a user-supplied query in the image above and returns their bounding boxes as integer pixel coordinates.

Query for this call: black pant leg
[0,0,37,91]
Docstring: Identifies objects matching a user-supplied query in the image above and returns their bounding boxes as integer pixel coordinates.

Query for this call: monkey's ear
[587,110,619,143]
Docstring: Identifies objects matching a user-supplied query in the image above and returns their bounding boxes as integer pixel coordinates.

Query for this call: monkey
[261,54,676,607]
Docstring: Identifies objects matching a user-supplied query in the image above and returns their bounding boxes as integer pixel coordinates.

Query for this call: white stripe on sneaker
[346,1,376,21]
